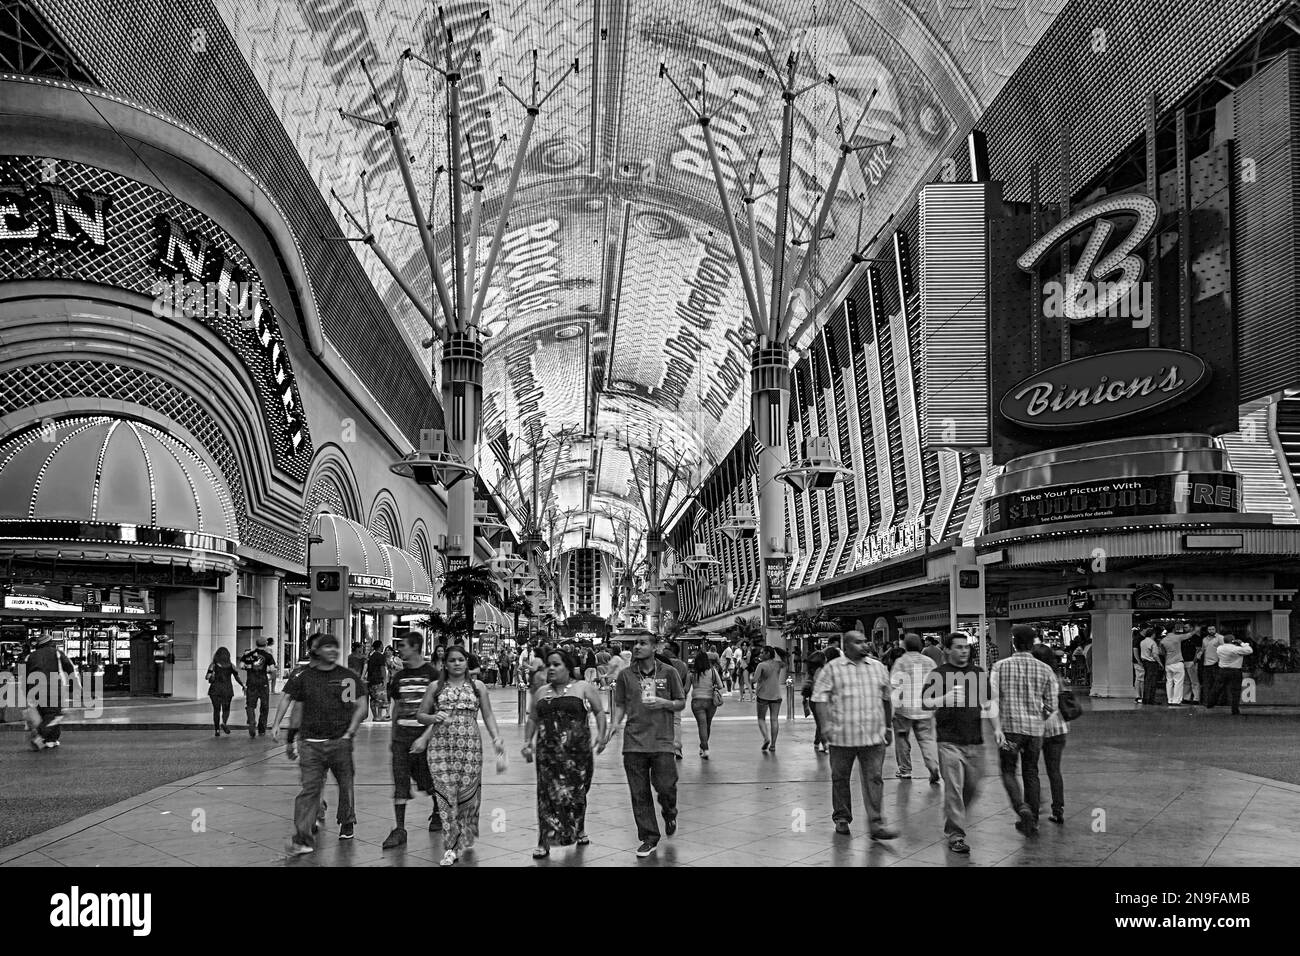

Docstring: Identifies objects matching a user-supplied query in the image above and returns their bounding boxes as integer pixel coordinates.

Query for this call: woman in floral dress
[415,645,505,866]
[521,649,607,858]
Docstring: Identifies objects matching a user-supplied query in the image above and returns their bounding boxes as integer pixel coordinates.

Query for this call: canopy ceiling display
[214,0,1059,547]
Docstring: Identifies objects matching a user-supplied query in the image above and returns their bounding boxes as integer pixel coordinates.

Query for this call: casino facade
[0,41,493,697]
[668,0,1300,698]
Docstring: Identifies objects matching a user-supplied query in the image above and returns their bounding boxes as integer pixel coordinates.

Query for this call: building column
[164,587,217,701]
[258,572,284,688]
[379,612,395,648]
[1088,589,1134,699]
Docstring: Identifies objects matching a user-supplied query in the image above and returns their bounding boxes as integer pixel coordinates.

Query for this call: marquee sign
[0,158,310,466]
[999,349,1210,430]
[854,517,928,569]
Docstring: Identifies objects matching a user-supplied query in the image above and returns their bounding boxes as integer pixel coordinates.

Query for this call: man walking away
[239,638,278,737]
[1200,626,1223,708]
[347,642,366,676]
[921,636,945,666]
[382,633,441,849]
[658,640,690,759]
[25,634,76,750]
[925,632,991,854]
[889,633,941,784]
[1031,644,1069,825]
[989,625,1058,837]
[278,633,367,855]
[606,634,685,858]
[1138,628,1161,706]
[811,630,898,841]
[1160,624,1187,706]
[1215,634,1253,716]
[365,640,389,721]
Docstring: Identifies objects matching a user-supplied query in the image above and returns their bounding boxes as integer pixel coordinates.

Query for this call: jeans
[829,744,886,832]
[1164,662,1185,704]
[673,711,682,752]
[1202,666,1219,707]
[937,742,982,842]
[245,683,270,733]
[1220,669,1245,714]
[1141,661,1162,704]
[998,732,1043,819]
[690,699,717,748]
[892,714,939,777]
[809,698,825,746]
[210,695,231,730]
[622,751,677,844]
[1040,734,1066,817]
[294,738,356,847]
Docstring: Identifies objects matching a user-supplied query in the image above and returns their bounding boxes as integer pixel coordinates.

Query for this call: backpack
[1057,688,1083,722]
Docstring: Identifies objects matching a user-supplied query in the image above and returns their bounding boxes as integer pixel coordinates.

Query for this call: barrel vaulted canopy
[214,0,1062,549]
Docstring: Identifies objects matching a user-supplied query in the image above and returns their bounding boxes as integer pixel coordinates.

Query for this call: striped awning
[312,513,392,598]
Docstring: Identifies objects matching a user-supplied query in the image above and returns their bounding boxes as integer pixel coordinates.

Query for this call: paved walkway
[3,688,1299,867]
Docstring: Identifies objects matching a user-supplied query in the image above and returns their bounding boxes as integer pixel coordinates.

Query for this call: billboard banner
[763,557,787,630]
[983,472,1241,535]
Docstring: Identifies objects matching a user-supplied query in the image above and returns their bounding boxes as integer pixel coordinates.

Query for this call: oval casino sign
[1000,349,1210,429]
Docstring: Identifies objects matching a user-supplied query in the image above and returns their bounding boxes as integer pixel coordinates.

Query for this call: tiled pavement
[4,689,1300,867]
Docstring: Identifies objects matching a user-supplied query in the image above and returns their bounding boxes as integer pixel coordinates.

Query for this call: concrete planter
[1245,673,1300,706]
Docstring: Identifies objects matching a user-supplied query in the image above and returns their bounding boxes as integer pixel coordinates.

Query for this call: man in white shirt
[1138,629,1161,706]
[1214,635,1253,715]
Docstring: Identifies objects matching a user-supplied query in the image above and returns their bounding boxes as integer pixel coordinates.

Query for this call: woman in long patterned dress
[415,645,505,866]
[522,649,607,858]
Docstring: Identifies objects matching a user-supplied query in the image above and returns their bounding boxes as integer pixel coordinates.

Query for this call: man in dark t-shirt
[239,638,278,737]
[382,633,441,850]
[277,633,367,855]
[606,634,685,858]
[923,632,991,855]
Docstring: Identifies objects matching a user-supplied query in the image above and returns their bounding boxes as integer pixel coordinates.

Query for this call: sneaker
[870,826,898,841]
[896,770,910,779]
[635,841,658,858]
[339,824,355,840]
[382,827,407,850]
[1015,809,1037,836]
[249,729,257,738]
[949,839,971,854]
[215,730,221,737]
[439,849,458,866]
[1048,812,1064,824]
[929,772,941,786]
[222,725,230,735]
[834,821,851,835]
[44,740,58,749]
[665,817,677,837]
[286,842,314,857]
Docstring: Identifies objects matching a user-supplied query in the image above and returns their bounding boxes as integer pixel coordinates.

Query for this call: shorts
[756,698,783,718]
[391,727,433,802]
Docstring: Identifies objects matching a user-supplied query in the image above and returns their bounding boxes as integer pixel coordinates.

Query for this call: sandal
[532,846,550,858]
[577,833,590,845]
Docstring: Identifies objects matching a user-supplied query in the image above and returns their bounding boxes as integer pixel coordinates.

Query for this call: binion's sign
[999,349,1209,430]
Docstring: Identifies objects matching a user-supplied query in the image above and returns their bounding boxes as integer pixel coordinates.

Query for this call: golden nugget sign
[1000,349,1209,429]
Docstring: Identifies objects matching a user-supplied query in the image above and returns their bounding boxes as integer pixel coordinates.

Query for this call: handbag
[1057,689,1083,721]
[711,668,725,708]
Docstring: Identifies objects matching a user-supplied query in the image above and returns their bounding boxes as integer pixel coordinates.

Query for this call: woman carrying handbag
[686,650,724,758]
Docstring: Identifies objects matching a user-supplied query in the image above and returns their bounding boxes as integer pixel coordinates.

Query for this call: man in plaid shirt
[989,625,1059,836]
[811,630,898,840]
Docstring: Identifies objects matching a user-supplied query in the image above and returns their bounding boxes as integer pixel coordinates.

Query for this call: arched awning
[0,416,238,573]
[475,602,511,632]
[311,512,391,600]
[367,544,434,614]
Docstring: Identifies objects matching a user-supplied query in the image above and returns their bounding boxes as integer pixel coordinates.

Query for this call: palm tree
[500,592,534,636]
[734,615,763,645]
[783,608,826,646]
[441,564,502,639]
